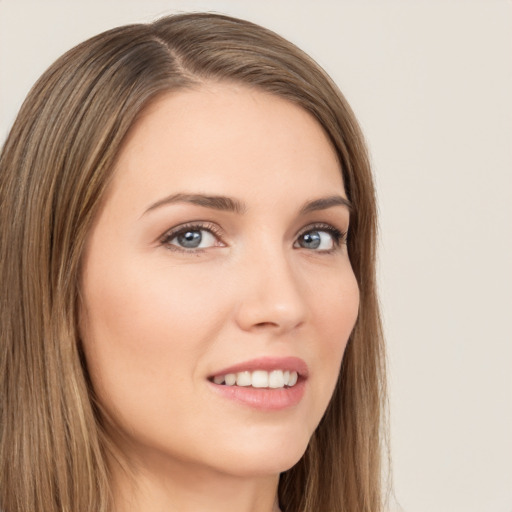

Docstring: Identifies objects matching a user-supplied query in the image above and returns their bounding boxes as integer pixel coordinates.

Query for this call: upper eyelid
[159,222,224,243]
[298,221,335,231]
[296,222,346,236]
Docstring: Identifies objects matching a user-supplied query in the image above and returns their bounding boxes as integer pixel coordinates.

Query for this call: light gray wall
[1,2,511,511]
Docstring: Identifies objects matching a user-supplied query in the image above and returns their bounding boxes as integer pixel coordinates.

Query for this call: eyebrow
[143,192,352,216]
[299,195,352,214]
[143,193,247,216]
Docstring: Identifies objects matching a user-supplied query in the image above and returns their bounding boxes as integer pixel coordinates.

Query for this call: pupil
[178,230,202,248]
[302,231,321,249]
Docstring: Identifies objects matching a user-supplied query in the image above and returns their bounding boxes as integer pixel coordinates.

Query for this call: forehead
[109,83,345,210]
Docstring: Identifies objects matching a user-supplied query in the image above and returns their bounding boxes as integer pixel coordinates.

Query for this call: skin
[80,83,359,512]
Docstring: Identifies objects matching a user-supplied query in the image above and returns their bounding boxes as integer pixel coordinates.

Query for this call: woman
[0,12,386,512]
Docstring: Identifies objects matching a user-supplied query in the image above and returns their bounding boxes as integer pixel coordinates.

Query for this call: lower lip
[208,379,306,411]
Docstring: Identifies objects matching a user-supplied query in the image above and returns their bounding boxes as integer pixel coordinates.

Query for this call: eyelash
[296,223,348,253]
[159,222,348,253]
[160,222,224,253]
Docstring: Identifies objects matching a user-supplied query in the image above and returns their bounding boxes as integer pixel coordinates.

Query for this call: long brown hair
[0,13,386,512]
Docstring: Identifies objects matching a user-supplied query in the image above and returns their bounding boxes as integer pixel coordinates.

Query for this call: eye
[294,224,347,252]
[160,223,223,252]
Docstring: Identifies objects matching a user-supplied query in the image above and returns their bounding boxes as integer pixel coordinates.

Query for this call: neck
[110,451,282,512]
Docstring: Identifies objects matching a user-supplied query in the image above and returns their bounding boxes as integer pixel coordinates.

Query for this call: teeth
[269,370,285,388]
[212,370,299,389]
[252,370,269,388]
[236,371,251,386]
[224,373,237,386]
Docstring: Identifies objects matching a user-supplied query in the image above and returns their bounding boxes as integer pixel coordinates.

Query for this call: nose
[233,246,307,334]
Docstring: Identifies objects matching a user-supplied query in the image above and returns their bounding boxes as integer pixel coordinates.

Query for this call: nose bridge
[234,236,307,333]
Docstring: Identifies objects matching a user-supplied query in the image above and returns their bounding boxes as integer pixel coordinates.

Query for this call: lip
[207,356,308,411]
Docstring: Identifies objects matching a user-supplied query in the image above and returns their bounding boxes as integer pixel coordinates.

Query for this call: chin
[203,425,312,478]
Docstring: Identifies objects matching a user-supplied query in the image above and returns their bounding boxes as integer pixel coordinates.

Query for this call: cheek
[79,257,229,422]
[82,255,225,349]
[311,260,359,337]
[307,265,359,401]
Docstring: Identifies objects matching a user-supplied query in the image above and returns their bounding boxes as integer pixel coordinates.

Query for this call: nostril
[254,321,279,328]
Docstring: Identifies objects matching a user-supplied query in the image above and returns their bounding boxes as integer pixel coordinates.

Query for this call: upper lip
[209,356,309,378]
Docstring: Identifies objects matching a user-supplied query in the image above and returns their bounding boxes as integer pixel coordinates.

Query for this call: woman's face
[80,83,359,479]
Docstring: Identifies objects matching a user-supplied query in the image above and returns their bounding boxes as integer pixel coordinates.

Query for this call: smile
[211,369,299,389]
[207,357,307,410]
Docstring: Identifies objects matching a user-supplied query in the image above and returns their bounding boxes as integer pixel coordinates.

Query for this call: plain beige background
[1,1,511,511]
